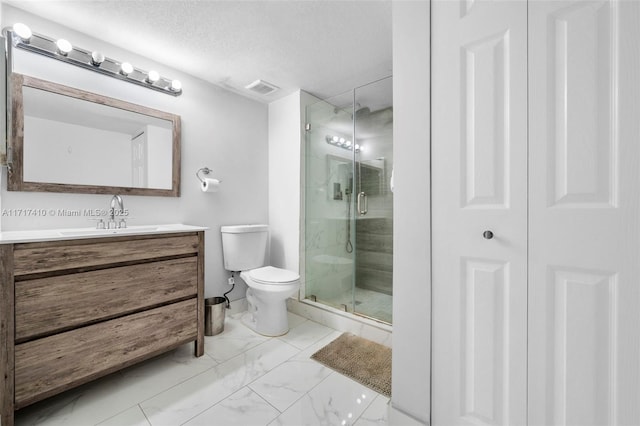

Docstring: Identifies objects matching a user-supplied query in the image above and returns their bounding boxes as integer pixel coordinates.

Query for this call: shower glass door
[304,77,393,324]
[304,90,357,313]
[352,78,393,323]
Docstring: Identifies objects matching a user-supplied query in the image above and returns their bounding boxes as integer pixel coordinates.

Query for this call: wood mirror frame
[8,73,181,196]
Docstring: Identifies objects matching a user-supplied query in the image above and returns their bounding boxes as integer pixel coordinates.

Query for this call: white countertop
[0,224,208,244]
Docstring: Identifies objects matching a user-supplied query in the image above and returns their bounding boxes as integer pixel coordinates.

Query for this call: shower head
[355,106,371,118]
[333,103,363,116]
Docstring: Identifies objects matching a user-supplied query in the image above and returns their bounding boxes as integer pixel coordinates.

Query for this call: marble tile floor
[15,312,396,426]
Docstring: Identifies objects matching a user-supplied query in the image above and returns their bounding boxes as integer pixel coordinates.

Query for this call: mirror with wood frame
[8,73,181,196]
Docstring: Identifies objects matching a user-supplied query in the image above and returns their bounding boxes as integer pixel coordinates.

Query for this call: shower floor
[322,287,392,324]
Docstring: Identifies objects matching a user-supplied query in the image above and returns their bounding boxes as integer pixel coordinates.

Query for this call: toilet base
[241,311,290,337]
[242,289,290,336]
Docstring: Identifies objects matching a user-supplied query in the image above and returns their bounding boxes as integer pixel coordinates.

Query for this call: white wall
[268,91,301,271]
[24,116,132,186]
[1,5,269,301]
[267,90,318,272]
[391,1,431,424]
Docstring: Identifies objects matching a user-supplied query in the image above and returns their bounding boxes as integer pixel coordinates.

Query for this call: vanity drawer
[13,233,199,276]
[14,299,198,409]
[15,257,198,342]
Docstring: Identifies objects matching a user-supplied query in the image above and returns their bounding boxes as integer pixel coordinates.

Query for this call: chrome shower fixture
[4,23,183,96]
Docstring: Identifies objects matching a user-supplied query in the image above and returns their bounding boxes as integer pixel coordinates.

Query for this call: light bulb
[345,140,352,147]
[339,138,346,143]
[120,62,133,76]
[13,23,32,42]
[90,51,104,66]
[332,136,339,142]
[355,144,360,151]
[146,70,159,84]
[170,79,182,91]
[56,39,72,55]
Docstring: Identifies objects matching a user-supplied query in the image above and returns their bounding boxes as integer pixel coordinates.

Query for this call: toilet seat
[247,266,299,285]
[240,266,300,296]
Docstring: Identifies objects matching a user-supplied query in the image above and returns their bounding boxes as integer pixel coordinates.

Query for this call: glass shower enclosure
[303,77,393,324]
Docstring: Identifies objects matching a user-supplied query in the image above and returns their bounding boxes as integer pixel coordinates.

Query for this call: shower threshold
[304,287,392,325]
[300,297,393,331]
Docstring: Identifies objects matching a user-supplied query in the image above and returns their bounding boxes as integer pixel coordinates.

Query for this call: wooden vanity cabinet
[0,231,205,426]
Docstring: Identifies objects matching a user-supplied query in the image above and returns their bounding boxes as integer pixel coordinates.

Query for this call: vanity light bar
[4,24,183,96]
[326,135,360,153]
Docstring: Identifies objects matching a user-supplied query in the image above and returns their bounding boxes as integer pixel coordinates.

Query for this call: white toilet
[220,224,300,336]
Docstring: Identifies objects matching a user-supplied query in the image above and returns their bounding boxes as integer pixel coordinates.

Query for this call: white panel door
[528,1,640,425]
[432,1,528,425]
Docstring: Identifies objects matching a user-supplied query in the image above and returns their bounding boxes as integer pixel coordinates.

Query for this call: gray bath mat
[311,332,391,397]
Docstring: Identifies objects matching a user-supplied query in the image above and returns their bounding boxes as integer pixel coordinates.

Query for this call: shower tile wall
[356,217,393,295]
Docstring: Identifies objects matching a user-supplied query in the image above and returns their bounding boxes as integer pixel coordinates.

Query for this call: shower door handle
[357,192,368,216]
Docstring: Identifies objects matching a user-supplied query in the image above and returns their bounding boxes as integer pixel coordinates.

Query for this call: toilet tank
[220,224,268,271]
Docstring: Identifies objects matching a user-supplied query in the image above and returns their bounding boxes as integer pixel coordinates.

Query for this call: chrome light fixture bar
[326,135,360,153]
[4,24,182,96]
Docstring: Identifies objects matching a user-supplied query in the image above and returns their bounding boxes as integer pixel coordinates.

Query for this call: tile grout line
[140,403,153,426]
[135,327,276,408]
[234,319,343,421]
[136,358,219,407]
[175,335,316,426]
[247,386,287,418]
[143,334,308,426]
[247,357,335,416]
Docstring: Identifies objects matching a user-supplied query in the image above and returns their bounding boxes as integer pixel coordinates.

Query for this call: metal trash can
[204,297,226,336]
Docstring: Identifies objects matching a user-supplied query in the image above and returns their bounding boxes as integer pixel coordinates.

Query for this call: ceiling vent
[245,79,279,95]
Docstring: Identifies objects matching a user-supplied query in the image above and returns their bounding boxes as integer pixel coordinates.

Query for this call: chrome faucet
[108,195,126,229]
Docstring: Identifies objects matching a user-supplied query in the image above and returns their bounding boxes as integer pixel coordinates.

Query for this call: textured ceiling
[5,0,393,103]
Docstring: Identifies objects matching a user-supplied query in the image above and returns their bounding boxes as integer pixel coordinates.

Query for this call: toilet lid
[249,266,299,284]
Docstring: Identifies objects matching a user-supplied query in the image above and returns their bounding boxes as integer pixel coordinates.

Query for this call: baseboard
[388,402,429,426]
